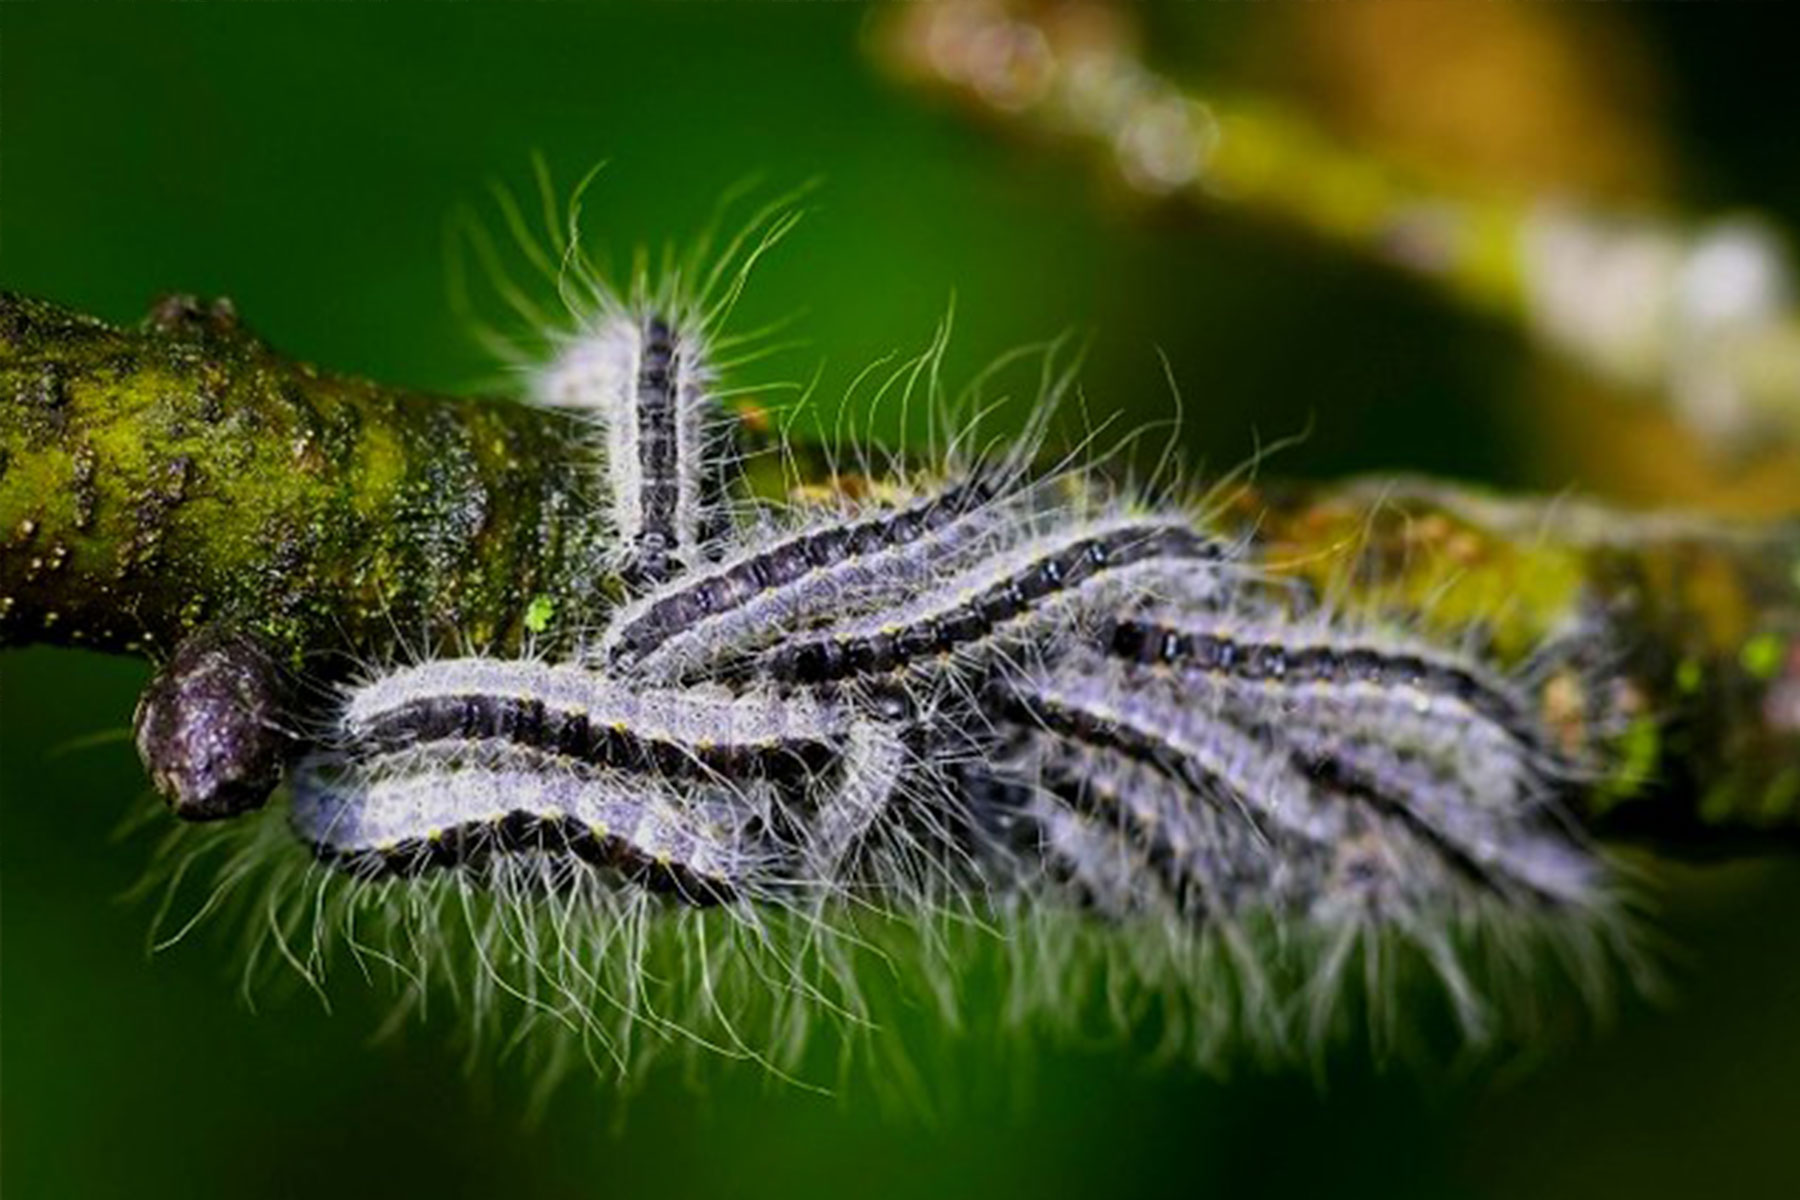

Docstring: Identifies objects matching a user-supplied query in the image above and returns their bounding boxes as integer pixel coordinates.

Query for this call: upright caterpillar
[148,190,1637,1089]
[535,311,734,584]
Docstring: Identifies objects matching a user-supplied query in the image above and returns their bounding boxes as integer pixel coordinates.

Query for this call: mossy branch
[0,290,612,662]
[2,290,1797,845]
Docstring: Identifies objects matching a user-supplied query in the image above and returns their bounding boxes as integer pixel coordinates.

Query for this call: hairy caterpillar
[337,658,851,781]
[140,180,1642,1092]
[535,312,733,584]
[292,744,777,904]
[599,473,1007,681]
[759,517,1231,687]
[1104,611,1568,804]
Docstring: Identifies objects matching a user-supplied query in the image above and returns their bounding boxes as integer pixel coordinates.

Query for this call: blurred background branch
[878,0,1800,514]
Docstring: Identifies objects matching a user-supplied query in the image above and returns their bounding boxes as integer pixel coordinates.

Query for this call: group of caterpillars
[281,266,1627,1058]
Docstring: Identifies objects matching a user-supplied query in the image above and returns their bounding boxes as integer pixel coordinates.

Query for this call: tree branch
[0,290,611,663]
[2,289,1796,846]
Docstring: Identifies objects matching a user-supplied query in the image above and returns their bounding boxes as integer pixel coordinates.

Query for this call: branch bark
[0,290,611,663]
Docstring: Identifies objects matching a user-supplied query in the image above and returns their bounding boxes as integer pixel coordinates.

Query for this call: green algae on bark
[0,290,613,664]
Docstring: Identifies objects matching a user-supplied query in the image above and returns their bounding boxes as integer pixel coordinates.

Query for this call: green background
[4,4,1799,1198]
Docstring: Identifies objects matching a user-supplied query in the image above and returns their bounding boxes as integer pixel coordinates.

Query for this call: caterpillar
[598,472,1009,681]
[993,650,1352,848]
[758,516,1233,687]
[291,744,779,904]
[1106,611,1559,785]
[535,310,735,585]
[139,184,1641,1092]
[337,658,851,781]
